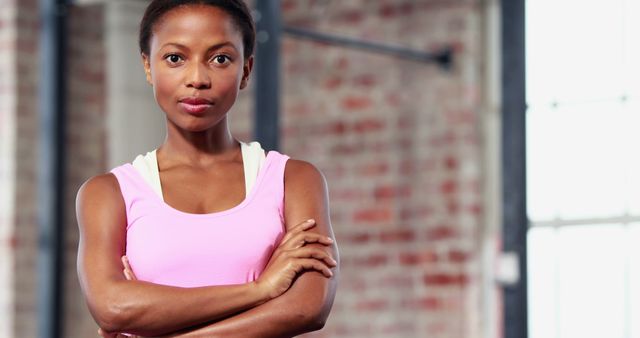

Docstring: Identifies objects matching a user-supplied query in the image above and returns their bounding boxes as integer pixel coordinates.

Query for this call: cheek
[153,71,180,98]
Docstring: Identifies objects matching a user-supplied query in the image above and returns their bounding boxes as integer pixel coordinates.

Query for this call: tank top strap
[259,150,290,223]
[110,164,156,229]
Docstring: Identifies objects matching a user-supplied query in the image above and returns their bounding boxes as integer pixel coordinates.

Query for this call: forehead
[150,5,243,50]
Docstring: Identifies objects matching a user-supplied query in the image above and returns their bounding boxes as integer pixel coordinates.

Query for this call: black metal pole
[501,0,528,337]
[38,0,67,337]
[254,0,282,151]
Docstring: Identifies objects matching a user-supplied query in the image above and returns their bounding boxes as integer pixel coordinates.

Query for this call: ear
[141,53,153,85]
[240,56,254,90]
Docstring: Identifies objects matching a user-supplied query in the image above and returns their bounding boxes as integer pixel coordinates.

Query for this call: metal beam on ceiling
[283,26,453,69]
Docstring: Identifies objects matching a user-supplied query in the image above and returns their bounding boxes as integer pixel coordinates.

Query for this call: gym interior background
[0,0,638,337]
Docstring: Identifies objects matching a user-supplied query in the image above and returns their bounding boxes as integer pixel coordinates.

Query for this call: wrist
[249,281,272,304]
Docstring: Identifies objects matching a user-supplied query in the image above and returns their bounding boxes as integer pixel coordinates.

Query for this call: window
[526,0,640,337]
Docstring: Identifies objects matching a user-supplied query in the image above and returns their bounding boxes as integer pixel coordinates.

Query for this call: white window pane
[527,102,628,220]
[624,99,640,214]
[624,0,640,98]
[630,223,640,338]
[557,225,626,338]
[530,224,637,338]
[528,227,558,338]
[526,0,625,104]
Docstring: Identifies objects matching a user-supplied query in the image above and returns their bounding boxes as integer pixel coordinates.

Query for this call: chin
[175,115,223,133]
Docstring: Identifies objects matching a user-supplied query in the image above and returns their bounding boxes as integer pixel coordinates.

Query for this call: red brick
[423,273,468,286]
[467,203,482,215]
[402,296,442,310]
[281,0,297,12]
[331,187,366,199]
[378,275,414,288]
[444,156,458,170]
[399,250,438,266]
[379,229,415,243]
[448,249,470,263]
[342,232,372,244]
[355,299,389,311]
[339,10,365,24]
[353,74,377,87]
[399,206,434,221]
[358,162,389,176]
[373,185,411,199]
[330,143,359,156]
[353,208,393,223]
[341,96,373,111]
[440,179,458,194]
[381,322,417,335]
[354,254,389,267]
[9,235,19,249]
[353,118,385,133]
[447,200,460,214]
[426,226,458,240]
[323,76,343,90]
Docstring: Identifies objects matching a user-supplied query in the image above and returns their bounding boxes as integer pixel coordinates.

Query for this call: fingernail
[327,237,334,243]
[306,219,315,223]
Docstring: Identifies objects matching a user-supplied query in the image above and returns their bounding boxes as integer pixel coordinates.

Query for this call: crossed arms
[76,159,339,337]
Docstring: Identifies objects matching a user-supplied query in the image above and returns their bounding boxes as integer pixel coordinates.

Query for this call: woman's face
[142,5,252,132]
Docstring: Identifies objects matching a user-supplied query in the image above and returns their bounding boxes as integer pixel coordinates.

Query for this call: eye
[212,55,230,65]
[164,54,183,65]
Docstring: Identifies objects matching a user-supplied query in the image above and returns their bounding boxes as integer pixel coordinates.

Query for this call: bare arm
[77,173,334,337]
[159,159,340,337]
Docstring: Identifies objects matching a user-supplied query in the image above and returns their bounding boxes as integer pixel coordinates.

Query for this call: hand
[255,219,336,300]
[98,328,138,338]
[121,255,137,281]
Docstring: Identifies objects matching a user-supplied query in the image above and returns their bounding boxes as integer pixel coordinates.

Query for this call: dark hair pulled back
[139,0,256,60]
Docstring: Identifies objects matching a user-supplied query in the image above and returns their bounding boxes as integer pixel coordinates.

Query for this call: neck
[158,116,240,167]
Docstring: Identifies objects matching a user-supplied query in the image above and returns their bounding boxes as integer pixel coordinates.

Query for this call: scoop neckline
[124,150,274,218]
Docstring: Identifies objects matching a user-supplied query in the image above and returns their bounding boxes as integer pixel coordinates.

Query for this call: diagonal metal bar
[283,25,453,69]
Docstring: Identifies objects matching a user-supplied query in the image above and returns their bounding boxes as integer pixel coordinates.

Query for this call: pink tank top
[109,150,289,287]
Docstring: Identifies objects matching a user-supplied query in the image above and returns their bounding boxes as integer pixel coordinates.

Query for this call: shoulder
[283,158,328,190]
[75,172,124,219]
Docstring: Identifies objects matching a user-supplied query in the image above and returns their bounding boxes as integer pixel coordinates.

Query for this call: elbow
[299,304,330,332]
[90,295,133,333]
[307,312,328,331]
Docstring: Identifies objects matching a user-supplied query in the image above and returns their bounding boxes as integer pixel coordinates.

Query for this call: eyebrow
[159,41,238,53]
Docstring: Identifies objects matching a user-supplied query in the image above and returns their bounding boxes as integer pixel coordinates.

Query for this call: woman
[75,1,339,337]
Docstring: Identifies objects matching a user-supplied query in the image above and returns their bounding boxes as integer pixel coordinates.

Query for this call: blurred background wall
[0,0,503,337]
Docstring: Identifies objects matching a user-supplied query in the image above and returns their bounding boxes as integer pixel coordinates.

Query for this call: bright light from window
[526,0,640,337]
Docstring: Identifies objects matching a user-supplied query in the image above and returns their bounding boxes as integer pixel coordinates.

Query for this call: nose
[186,62,211,89]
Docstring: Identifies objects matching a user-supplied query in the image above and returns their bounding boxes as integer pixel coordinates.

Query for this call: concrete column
[105,0,163,168]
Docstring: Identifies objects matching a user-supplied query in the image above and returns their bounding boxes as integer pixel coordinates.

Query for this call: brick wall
[276,1,492,337]
[1,0,500,337]
[13,0,40,336]
[63,5,106,337]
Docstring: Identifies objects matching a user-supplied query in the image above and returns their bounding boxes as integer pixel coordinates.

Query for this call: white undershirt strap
[131,141,267,200]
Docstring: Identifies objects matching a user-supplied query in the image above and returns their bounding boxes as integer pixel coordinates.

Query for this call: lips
[178,97,213,114]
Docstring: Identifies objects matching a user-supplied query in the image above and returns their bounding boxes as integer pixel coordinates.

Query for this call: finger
[279,219,316,244]
[290,247,337,267]
[282,232,334,249]
[296,258,334,278]
[121,256,138,280]
[123,268,133,281]
[288,219,317,236]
